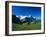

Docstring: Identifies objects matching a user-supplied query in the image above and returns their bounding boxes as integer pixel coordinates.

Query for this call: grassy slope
[12,22,41,31]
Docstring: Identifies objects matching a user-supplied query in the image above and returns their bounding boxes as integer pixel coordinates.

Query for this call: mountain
[12,15,21,24]
[18,16,36,23]
[12,15,40,24]
[16,16,27,20]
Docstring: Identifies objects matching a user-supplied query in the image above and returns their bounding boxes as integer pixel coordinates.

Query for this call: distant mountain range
[12,15,41,24]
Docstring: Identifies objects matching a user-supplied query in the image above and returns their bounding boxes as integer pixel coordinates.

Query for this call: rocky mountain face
[12,15,38,24]
[20,16,36,22]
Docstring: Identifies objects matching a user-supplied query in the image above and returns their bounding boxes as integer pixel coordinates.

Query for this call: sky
[12,6,41,19]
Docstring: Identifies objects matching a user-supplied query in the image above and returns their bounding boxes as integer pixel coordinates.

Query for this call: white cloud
[37,17,41,19]
[33,17,36,18]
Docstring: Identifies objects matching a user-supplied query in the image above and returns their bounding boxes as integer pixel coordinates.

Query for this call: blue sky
[12,6,41,19]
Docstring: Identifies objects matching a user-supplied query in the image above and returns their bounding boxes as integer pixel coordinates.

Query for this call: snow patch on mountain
[16,16,31,20]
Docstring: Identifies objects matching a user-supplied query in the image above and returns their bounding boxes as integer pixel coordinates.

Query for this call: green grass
[12,22,41,31]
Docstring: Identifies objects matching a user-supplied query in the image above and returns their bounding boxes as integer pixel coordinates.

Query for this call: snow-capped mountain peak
[16,16,27,20]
